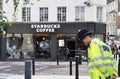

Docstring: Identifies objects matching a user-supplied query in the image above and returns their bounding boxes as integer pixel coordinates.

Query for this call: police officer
[77,29,118,79]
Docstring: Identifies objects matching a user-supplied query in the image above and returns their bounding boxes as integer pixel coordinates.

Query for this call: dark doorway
[67,40,76,57]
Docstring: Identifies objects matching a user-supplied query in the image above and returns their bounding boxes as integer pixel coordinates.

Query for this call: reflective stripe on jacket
[87,38,118,79]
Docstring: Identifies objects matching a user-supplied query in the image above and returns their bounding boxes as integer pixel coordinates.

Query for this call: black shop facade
[0,22,106,61]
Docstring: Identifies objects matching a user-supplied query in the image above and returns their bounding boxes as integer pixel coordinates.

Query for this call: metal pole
[78,49,82,65]
[57,56,59,65]
[25,60,32,79]
[75,56,79,79]
[70,57,72,75]
[32,57,35,75]
[79,53,82,65]
[118,54,120,77]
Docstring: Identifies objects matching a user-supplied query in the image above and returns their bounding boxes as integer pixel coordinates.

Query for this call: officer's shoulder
[90,39,102,46]
[90,42,100,47]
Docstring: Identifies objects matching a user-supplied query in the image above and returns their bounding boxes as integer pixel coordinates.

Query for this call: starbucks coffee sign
[31,24,60,32]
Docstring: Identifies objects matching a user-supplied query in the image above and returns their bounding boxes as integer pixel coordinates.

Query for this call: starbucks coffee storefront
[0,22,106,61]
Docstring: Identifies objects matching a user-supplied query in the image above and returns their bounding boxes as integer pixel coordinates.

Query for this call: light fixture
[42,37,45,41]
[13,37,15,40]
[37,41,39,45]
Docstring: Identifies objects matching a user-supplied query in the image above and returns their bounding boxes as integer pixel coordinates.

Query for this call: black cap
[77,29,92,41]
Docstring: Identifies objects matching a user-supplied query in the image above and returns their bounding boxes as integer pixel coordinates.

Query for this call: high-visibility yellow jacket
[87,38,118,79]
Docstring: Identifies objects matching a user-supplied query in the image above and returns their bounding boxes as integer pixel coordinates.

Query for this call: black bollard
[57,56,59,65]
[70,57,72,75]
[25,60,32,79]
[118,54,120,77]
[32,57,35,75]
[75,56,79,79]
[79,53,82,65]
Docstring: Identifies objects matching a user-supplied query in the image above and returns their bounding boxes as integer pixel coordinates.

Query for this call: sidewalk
[6,75,90,79]
[0,61,89,76]
[0,61,119,79]
[4,75,120,79]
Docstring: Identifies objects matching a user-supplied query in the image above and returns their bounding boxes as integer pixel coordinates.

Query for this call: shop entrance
[66,40,76,57]
[57,34,77,58]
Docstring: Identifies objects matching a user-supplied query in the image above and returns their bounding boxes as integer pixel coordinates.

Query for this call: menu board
[59,39,65,47]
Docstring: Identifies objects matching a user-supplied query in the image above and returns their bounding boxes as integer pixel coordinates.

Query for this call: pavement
[0,61,89,79]
[5,75,91,79]
[0,61,119,79]
[1,75,120,79]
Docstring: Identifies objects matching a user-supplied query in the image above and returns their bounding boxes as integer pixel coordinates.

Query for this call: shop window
[6,34,34,59]
[33,34,51,59]
[6,34,51,59]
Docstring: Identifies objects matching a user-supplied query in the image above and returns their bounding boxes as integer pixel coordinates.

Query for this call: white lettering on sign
[31,24,60,33]
[36,29,55,32]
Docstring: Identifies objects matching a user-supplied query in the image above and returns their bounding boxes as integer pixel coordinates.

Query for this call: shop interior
[6,33,88,60]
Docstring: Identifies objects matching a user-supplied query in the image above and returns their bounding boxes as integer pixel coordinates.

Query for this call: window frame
[97,6,103,22]
[22,7,31,22]
[39,7,48,22]
[75,6,85,22]
[57,7,66,22]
